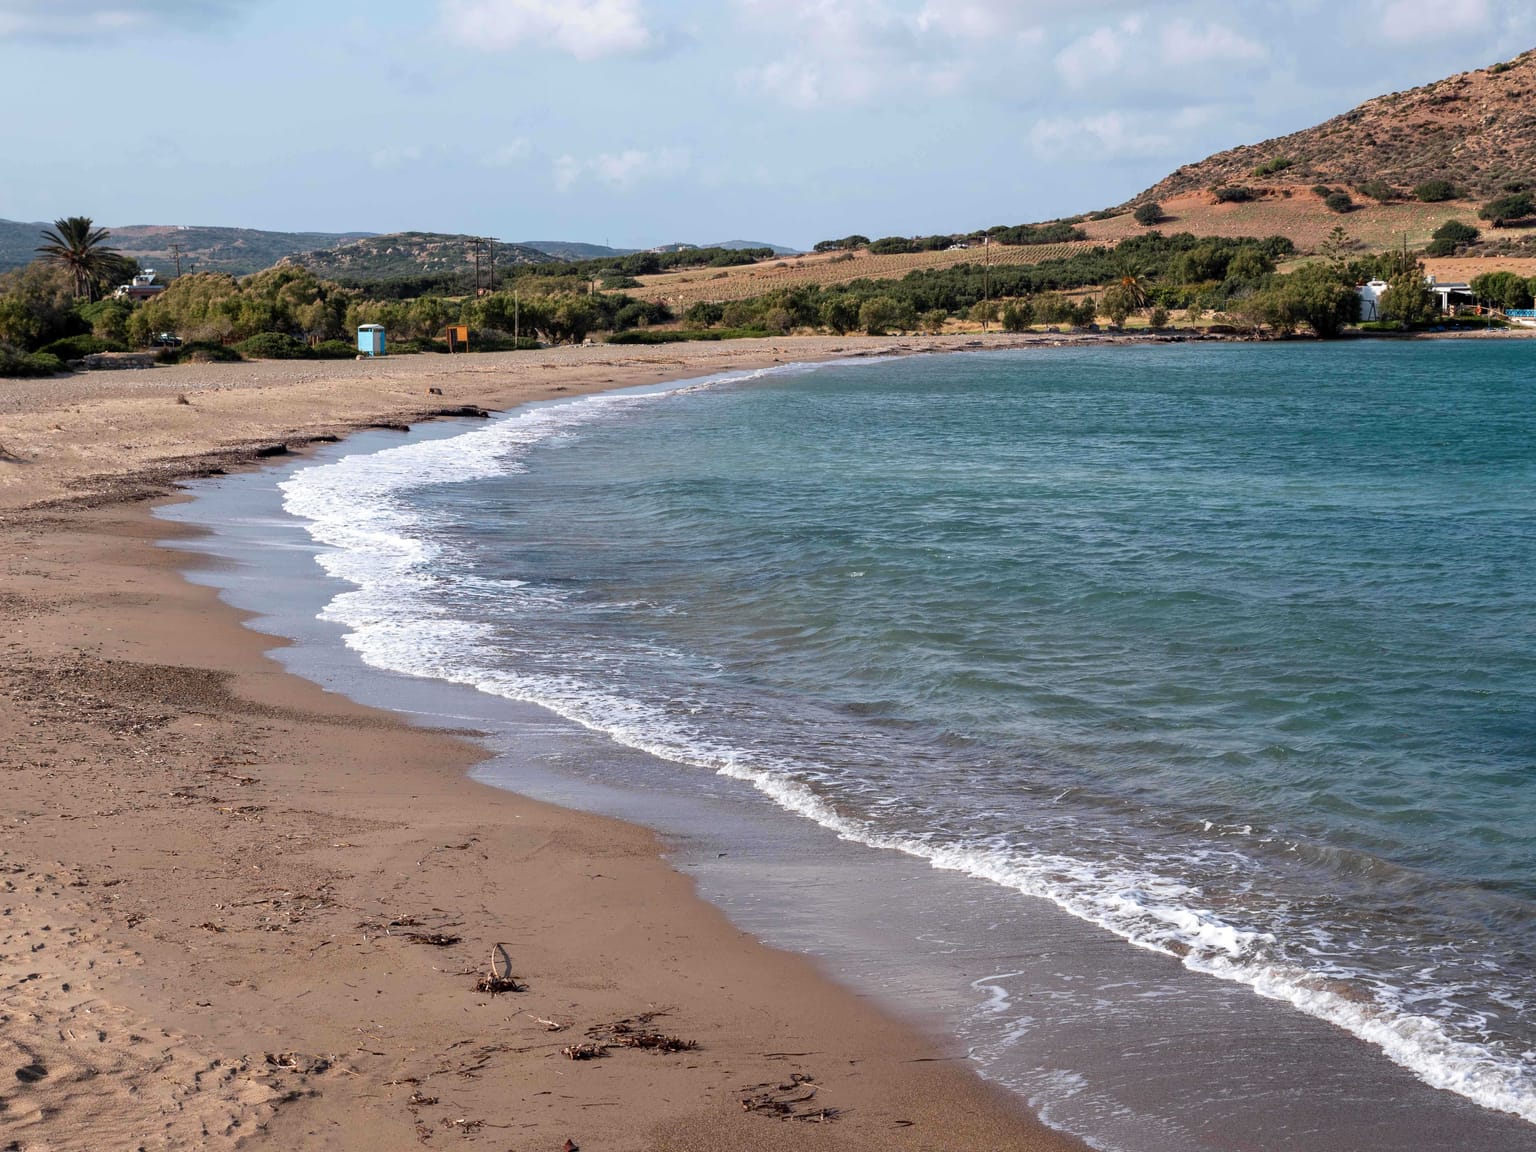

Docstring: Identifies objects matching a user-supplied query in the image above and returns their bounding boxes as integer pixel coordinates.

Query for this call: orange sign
[444,325,470,351]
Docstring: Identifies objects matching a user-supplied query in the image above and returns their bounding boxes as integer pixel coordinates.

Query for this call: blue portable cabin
[357,324,386,356]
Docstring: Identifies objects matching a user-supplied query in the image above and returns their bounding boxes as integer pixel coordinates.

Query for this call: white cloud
[1055,20,1137,88]
[370,145,422,170]
[553,147,690,190]
[1030,104,1219,161]
[0,0,248,40]
[1031,111,1167,161]
[733,0,1054,108]
[482,138,532,168]
[1379,0,1488,42]
[438,0,651,58]
[1160,19,1266,67]
[914,0,1025,39]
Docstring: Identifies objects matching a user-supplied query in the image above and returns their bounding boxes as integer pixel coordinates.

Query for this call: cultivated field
[619,189,1527,309]
[1421,256,1536,282]
[625,241,1106,306]
[1082,187,1480,253]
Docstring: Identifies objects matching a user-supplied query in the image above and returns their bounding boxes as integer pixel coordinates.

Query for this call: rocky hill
[279,232,558,282]
[1136,49,1536,205]
[0,219,373,276]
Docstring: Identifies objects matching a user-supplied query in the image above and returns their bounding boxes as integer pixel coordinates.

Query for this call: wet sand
[0,338,1088,1150]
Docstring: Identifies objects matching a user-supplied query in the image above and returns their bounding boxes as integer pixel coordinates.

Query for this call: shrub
[159,341,242,364]
[1425,219,1480,255]
[1000,301,1034,331]
[1413,180,1463,203]
[812,235,869,253]
[1354,180,1399,203]
[1252,156,1295,177]
[235,332,312,359]
[1470,270,1535,310]
[1213,185,1259,203]
[1134,202,1165,226]
[1433,220,1481,245]
[683,301,724,327]
[1324,191,1355,214]
[600,273,642,289]
[312,340,360,359]
[920,309,949,333]
[0,345,64,377]
[1312,185,1335,198]
[870,237,918,256]
[39,334,124,360]
[1149,305,1170,329]
[987,222,1088,245]
[859,296,910,334]
[1479,192,1535,227]
[606,328,769,344]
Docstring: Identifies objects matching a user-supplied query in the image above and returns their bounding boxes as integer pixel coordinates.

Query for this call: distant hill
[0,219,373,276]
[0,219,48,271]
[518,240,637,260]
[704,240,801,255]
[648,240,799,256]
[278,232,559,281]
[1136,49,1536,205]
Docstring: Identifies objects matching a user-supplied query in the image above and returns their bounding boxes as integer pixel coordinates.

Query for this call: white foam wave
[278,376,1536,1127]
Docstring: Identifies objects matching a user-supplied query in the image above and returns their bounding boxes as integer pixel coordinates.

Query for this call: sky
[1,1,1532,250]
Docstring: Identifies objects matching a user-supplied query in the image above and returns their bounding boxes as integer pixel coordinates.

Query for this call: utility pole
[470,238,482,296]
[485,237,499,293]
[168,242,184,278]
[984,234,992,305]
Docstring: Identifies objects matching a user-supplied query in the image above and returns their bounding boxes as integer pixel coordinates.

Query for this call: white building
[1357,280,1389,321]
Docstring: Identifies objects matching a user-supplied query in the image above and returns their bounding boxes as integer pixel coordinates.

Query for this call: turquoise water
[280,341,1536,1124]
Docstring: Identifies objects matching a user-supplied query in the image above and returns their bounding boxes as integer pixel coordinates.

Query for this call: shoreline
[0,338,1089,1150]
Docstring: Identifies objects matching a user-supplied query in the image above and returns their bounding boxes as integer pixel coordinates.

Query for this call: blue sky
[2,1,1532,249]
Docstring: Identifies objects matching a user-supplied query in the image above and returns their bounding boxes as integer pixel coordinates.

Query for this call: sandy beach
[0,337,1089,1151]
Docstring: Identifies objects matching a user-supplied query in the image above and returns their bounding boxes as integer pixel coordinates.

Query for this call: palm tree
[36,216,117,300]
[1110,253,1151,311]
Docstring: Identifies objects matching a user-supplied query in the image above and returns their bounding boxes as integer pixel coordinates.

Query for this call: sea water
[236,341,1534,1145]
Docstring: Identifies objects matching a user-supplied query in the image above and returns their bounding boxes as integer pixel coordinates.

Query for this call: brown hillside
[1082,189,1479,254]
[626,242,1101,306]
[1136,49,1536,203]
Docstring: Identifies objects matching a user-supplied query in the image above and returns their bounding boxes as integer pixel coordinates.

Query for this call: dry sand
[0,338,1088,1150]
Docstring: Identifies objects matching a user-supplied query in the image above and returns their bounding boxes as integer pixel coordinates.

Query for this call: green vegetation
[1252,156,1296,177]
[987,222,1088,245]
[607,328,769,344]
[813,235,871,254]
[1354,180,1400,203]
[1230,262,1361,338]
[156,340,243,364]
[1213,186,1259,203]
[235,332,319,359]
[38,334,125,360]
[1413,179,1463,203]
[1324,191,1355,214]
[1425,220,1480,256]
[35,217,126,300]
[1134,202,1165,226]
[0,345,63,377]
[1470,270,1536,310]
[1380,268,1435,325]
[1479,192,1535,227]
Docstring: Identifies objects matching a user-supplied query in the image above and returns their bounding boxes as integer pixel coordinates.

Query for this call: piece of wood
[491,942,513,980]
